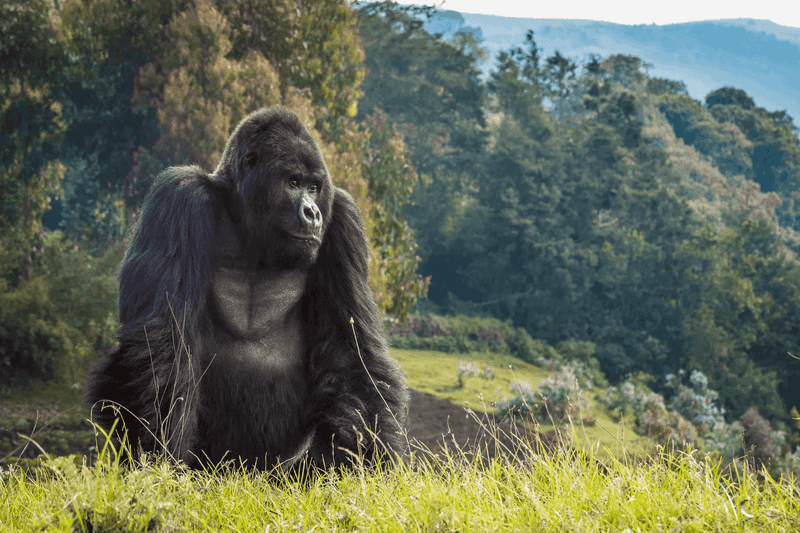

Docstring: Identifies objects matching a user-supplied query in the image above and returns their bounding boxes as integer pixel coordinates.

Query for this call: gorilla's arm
[118,166,221,336]
[85,166,220,464]
[304,188,409,466]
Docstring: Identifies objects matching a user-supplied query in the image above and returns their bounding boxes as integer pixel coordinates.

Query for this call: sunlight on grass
[2,437,798,531]
[2,348,798,531]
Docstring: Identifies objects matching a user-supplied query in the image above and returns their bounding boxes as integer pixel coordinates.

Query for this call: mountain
[423,11,800,122]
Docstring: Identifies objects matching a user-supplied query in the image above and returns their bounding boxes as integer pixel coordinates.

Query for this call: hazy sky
[398,0,800,29]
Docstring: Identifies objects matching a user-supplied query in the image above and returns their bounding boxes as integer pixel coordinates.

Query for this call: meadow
[1,347,799,531]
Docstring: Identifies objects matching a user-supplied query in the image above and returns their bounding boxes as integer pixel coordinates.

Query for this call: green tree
[361,108,430,320]
[705,86,800,229]
[677,219,790,419]
[1,0,68,278]
[355,1,486,310]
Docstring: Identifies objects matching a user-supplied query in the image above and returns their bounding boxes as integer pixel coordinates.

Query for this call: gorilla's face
[227,109,334,271]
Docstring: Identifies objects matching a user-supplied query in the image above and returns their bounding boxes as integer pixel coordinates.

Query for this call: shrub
[637,392,698,445]
[600,381,640,420]
[507,328,558,366]
[601,380,698,446]
[469,326,505,348]
[456,361,479,387]
[0,232,119,387]
[420,315,451,337]
[496,380,537,418]
[702,420,744,458]
[664,369,725,435]
[741,407,779,464]
[556,340,597,361]
[498,365,587,421]
[384,317,415,338]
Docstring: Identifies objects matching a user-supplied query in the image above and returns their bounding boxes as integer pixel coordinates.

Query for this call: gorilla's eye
[288,177,300,188]
[243,154,258,171]
[308,183,318,193]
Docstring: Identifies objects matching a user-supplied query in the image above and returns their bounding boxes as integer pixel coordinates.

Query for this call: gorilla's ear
[307,188,373,330]
[118,166,219,339]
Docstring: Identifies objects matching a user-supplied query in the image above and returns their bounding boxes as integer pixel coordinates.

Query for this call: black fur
[85,106,408,470]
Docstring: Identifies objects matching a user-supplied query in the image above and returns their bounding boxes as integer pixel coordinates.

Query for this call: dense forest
[355,3,800,426]
[2,0,800,446]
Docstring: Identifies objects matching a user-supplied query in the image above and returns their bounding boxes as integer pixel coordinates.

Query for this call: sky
[398,0,800,29]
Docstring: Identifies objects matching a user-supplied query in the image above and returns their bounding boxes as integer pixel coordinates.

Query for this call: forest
[2,0,800,465]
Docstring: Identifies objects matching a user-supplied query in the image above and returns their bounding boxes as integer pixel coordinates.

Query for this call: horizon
[392,0,800,30]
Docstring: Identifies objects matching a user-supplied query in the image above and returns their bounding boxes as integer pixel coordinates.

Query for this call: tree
[361,108,430,321]
[1,0,68,279]
[705,86,800,229]
[355,1,486,310]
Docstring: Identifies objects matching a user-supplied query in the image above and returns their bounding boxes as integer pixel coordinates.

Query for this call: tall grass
[2,413,799,532]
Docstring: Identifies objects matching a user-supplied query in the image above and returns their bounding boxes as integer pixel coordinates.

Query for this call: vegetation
[2,0,800,527]
[2,346,799,531]
[354,3,800,435]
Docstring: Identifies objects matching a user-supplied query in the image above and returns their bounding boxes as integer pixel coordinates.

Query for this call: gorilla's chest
[199,266,311,466]
[210,266,307,364]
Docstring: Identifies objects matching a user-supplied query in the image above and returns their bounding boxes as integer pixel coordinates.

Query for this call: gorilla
[84,106,408,470]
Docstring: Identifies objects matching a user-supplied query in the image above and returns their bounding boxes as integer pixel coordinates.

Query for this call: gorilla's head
[216,107,334,270]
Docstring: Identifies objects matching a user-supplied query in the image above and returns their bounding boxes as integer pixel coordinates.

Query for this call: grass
[3,436,799,531]
[1,348,799,531]
[392,348,654,459]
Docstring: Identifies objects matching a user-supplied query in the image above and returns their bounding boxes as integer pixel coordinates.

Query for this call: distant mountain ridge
[423,11,800,122]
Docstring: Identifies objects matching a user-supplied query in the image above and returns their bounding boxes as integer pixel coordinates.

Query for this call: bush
[507,328,558,366]
[0,232,119,387]
[601,380,698,446]
[456,361,495,387]
[741,407,779,464]
[664,369,725,435]
[556,340,597,361]
[498,364,588,421]
[702,420,744,458]
[469,326,506,348]
[456,361,479,387]
[420,315,451,337]
[388,314,517,354]
[636,392,698,446]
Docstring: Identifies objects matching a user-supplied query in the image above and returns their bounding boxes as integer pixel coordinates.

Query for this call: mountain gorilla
[84,106,408,470]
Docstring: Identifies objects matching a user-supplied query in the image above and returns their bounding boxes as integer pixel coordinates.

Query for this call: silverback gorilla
[84,106,408,470]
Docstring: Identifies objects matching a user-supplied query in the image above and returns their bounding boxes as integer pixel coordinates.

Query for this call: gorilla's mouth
[288,233,322,245]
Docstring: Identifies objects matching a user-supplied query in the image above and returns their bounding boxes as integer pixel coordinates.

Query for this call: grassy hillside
[393,348,654,459]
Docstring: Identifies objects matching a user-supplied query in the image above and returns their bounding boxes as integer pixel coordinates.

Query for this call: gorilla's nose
[299,196,322,233]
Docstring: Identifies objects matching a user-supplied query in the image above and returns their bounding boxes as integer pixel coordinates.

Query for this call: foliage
[357,21,800,425]
[702,419,744,458]
[0,0,69,279]
[388,334,471,354]
[678,218,792,420]
[386,314,568,363]
[636,393,698,446]
[355,1,487,307]
[497,363,588,420]
[455,360,495,388]
[40,0,427,319]
[386,314,451,337]
[455,360,476,387]
[0,231,118,387]
[664,369,726,434]
[600,379,698,446]
[130,0,283,175]
[705,87,800,232]
[361,108,430,320]
[741,407,780,465]
[506,328,557,367]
